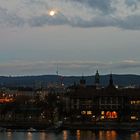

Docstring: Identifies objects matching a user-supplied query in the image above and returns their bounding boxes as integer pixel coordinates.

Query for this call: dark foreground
[63,122,140,131]
[0,121,140,132]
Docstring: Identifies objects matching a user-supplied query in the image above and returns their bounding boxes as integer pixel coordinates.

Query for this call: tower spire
[95,70,100,85]
[80,73,86,87]
[109,73,113,86]
[56,64,59,85]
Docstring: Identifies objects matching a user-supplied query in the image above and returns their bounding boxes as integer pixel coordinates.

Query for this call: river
[0,130,140,140]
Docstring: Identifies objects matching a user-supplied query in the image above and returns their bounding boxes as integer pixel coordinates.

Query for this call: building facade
[63,73,140,123]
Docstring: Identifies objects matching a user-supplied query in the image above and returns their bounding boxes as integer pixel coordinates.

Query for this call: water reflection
[76,130,80,140]
[80,130,95,140]
[63,130,68,140]
[7,131,12,140]
[27,132,32,140]
[131,132,140,140]
[39,132,47,140]
[106,130,117,140]
[0,130,139,140]
[98,130,117,140]
[69,130,140,140]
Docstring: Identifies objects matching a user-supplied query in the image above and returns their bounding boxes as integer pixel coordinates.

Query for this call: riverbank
[63,122,140,131]
[0,121,140,131]
[0,121,51,130]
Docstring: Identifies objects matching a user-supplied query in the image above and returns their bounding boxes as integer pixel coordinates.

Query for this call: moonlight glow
[49,10,56,16]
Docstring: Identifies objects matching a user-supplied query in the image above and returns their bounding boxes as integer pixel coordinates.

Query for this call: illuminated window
[137,101,140,104]
[101,116,105,119]
[106,111,117,119]
[81,111,86,115]
[106,111,111,118]
[131,100,140,105]
[131,116,136,120]
[101,111,104,115]
[112,111,117,118]
[87,111,92,115]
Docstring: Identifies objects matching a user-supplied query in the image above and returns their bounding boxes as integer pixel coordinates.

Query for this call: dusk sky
[0,0,140,76]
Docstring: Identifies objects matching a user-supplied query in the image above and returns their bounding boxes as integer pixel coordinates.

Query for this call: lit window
[134,101,136,104]
[81,111,86,115]
[87,111,92,115]
[101,116,105,119]
[101,111,104,115]
[136,100,140,104]
[106,111,117,119]
[112,111,117,118]
[130,100,140,105]
[131,116,136,120]
[106,111,111,118]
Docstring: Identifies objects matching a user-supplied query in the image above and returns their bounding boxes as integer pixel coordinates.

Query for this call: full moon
[49,10,56,16]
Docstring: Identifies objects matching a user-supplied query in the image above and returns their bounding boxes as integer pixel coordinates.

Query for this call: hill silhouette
[0,74,140,88]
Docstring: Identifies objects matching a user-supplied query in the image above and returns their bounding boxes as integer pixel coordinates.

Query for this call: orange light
[0,98,14,103]
[105,111,117,119]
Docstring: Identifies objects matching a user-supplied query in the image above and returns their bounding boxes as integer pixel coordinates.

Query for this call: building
[63,72,140,123]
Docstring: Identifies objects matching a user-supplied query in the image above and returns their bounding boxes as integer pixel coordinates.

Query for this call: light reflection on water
[98,130,117,140]
[0,130,140,140]
[76,130,80,140]
[131,132,140,140]
[7,132,13,140]
[27,132,32,140]
[63,130,68,140]
[39,132,47,140]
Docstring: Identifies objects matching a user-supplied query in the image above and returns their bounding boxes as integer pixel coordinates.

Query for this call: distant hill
[0,74,140,88]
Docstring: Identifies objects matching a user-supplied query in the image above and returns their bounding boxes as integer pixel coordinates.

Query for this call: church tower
[109,73,113,86]
[80,75,86,87]
[95,70,100,88]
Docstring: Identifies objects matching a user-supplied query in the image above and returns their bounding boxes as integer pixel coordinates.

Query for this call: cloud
[28,12,68,27]
[71,0,114,14]
[116,60,140,69]
[0,0,140,29]
[0,7,24,27]
[0,60,140,75]
[118,15,140,29]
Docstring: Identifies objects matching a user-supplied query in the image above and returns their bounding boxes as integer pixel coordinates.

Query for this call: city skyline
[0,0,140,76]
